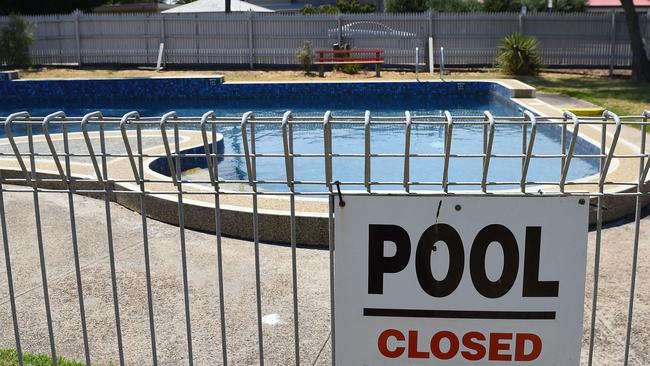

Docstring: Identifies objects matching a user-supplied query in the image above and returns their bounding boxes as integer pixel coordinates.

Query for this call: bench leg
[375,64,380,77]
[319,65,324,77]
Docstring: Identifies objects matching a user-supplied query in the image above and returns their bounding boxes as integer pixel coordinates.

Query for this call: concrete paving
[0,187,650,365]
[0,187,331,365]
[537,92,601,109]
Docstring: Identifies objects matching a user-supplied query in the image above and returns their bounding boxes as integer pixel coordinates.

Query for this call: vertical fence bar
[521,111,537,193]
[62,120,92,366]
[481,111,495,193]
[560,111,580,192]
[74,11,81,65]
[281,111,301,366]
[623,111,648,365]
[251,114,264,366]
[0,112,29,366]
[587,117,609,366]
[609,11,616,77]
[31,116,58,366]
[160,112,194,365]
[240,112,265,366]
[200,111,229,365]
[135,123,158,366]
[248,12,254,69]
[0,170,22,366]
[323,110,335,365]
[521,123,527,175]
[442,111,453,193]
[109,112,140,366]
[175,119,194,366]
[80,112,104,183]
[403,111,411,193]
[364,110,371,193]
[561,114,568,179]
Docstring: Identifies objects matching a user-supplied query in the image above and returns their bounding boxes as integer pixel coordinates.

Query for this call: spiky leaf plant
[496,32,542,76]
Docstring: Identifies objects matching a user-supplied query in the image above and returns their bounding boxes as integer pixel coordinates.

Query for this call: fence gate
[0,110,649,365]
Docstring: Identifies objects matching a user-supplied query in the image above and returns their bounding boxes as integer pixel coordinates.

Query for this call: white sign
[334,196,588,365]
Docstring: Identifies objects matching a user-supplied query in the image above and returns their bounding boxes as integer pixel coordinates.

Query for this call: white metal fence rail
[0,110,649,365]
[0,11,648,68]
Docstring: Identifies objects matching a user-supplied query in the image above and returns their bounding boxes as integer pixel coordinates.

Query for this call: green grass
[517,74,650,116]
[0,349,85,366]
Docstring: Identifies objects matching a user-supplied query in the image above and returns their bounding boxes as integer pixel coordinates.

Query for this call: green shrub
[336,0,376,13]
[482,0,587,12]
[299,0,375,14]
[340,63,362,74]
[428,0,482,12]
[0,15,33,68]
[297,41,313,73]
[496,32,542,76]
[299,4,340,14]
[385,0,428,13]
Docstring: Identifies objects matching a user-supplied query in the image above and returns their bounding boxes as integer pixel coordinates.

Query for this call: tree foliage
[296,40,313,73]
[385,0,427,13]
[388,0,585,12]
[427,0,481,12]
[0,0,109,15]
[299,0,375,14]
[337,0,376,12]
[483,0,586,12]
[0,15,33,67]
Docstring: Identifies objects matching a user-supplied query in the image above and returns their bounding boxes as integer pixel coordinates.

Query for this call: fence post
[159,14,166,44]
[248,12,254,69]
[74,11,81,66]
[609,10,616,77]
[337,13,342,45]
[195,13,200,64]
[518,13,524,34]
[428,11,434,73]
[159,14,166,67]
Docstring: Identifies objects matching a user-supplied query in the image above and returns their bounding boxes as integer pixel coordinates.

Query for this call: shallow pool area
[180,119,599,193]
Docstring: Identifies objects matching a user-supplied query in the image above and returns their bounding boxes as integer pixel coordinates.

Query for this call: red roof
[588,0,650,6]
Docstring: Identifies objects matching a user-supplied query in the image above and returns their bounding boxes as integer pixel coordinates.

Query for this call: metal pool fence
[0,109,649,365]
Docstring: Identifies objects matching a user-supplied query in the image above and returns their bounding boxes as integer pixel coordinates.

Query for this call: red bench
[314,49,385,77]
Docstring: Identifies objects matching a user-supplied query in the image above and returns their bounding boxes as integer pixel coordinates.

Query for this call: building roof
[162,0,274,13]
[588,0,650,7]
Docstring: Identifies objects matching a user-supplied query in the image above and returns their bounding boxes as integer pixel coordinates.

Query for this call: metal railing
[0,109,649,366]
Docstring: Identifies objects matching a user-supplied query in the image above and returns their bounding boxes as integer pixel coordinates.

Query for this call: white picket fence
[0,11,648,68]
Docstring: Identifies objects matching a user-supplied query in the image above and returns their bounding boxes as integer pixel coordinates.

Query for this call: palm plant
[496,32,542,76]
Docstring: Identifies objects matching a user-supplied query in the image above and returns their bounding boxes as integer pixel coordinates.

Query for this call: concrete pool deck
[1,185,650,365]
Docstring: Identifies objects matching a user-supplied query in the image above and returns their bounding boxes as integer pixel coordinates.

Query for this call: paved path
[537,92,601,109]
[0,188,650,365]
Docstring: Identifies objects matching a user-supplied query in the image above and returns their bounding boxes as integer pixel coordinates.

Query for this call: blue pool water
[212,120,599,192]
[0,80,600,191]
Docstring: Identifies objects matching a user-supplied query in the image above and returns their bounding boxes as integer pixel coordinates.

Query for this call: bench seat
[314,49,385,77]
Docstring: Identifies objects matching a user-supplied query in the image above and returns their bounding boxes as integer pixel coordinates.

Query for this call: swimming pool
[0,78,599,192]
